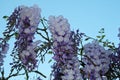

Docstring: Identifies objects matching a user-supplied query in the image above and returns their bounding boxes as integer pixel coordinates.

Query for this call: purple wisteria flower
[116,50,120,67]
[109,27,120,76]
[0,39,9,67]
[19,40,40,70]
[18,4,41,28]
[10,5,41,70]
[48,15,83,80]
[82,40,111,80]
[110,46,120,70]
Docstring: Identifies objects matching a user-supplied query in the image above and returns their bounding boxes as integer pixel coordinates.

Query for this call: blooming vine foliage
[48,15,83,80]
[11,5,41,70]
[0,5,48,80]
[108,27,120,79]
[0,39,9,67]
[115,48,120,66]
[0,4,120,80]
[82,40,111,80]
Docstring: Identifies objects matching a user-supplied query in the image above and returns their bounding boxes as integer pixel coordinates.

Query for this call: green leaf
[85,37,90,41]
[15,32,19,39]
[96,36,101,38]
[108,45,113,49]
[48,59,52,63]
[48,51,53,54]
[99,28,104,33]
[3,16,8,19]
[101,35,105,39]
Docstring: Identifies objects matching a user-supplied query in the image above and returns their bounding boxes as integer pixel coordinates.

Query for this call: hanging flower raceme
[0,38,9,67]
[9,5,41,70]
[115,27,120,66]
[116,50,120,67]
[109,27,120,76]
[82,40,111,80]
[48,15,83,80]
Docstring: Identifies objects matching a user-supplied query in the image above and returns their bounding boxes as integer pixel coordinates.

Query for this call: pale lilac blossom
[82,40,111,80]
[10,5,41,70]
[48,15,83,80]
[0,40,9,67]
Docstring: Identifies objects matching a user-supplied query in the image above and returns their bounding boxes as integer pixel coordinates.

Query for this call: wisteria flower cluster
[16,5,41,70]
[48,15,83,80]
[107,28,120,78]
[116,47,120,67]
[1,4,120,80]
[8,5,41,70]
[0,39,9,67]
[82,40,112,80]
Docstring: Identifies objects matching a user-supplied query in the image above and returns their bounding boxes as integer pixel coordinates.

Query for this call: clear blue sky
[0,0,120,80]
